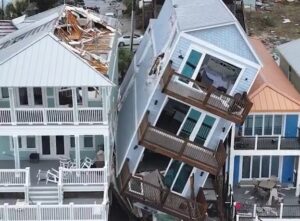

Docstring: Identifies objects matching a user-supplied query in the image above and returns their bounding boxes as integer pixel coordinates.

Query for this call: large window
[33,87,43,105]
[178,109,201,139]
[181,50,202,80]
[19,88,28,105]
[16,136,37,150]
[172,164,193,193]
[244,115,283,136]
[241,156,280,180]
[194,115,216,145]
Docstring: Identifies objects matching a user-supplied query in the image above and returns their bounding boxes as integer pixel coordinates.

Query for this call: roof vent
[173,4,178,8]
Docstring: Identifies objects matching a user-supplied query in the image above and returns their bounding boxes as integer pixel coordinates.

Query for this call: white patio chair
[36,170,48,184]
[59,158,71,168]
[81,157,94,169]
[46,170,59,184]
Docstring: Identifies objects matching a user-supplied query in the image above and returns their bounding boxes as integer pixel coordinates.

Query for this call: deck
[119,159,208,221]
[233,184,300,219]
[160,62,252,124]
[138,113,227,176]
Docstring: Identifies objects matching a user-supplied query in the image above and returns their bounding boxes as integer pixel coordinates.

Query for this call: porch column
[296,156,300,196]
[102,87,108,123]
[8,88,16,125]
[75,135,80,168]
[228,125,235,193]
[13,136,20,169]
[72,87,78,125]
[104,134,110,183]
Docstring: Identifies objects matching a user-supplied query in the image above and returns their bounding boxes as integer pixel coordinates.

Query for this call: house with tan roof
[229,38,300,220]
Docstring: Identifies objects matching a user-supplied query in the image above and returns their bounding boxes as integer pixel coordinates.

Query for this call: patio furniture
[36,170,48,184]
[59,157,71,168]
[259,180,277,190]
[46,170,58,184]
[81,157,94,169]
[30,153,40,163]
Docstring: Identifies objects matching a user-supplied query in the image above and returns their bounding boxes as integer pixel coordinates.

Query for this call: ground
[245,0,300,50]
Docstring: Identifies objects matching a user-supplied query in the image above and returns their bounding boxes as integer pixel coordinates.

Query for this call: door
[41,136,68,159]
[285,115,298,137]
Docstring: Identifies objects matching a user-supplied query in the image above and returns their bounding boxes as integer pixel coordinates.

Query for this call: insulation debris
[55,6,118,75]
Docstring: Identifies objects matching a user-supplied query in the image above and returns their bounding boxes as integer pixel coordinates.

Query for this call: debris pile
[55,6,118,74]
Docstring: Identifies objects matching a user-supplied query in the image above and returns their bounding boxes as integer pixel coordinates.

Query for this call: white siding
[170,36,191,71]
[234,67,259,94]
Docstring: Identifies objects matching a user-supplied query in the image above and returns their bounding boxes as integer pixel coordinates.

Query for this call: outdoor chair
[36,170,48,184]
[46,170,59,184]
[81,157,94,169]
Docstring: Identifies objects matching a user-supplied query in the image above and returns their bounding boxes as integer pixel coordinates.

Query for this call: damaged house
[0,5,119,221]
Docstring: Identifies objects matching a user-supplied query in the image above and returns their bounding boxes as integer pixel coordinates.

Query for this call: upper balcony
[138,113,226,176]
[160,62,253,124]
[0,87,108,126]
[118,159,208,221]
[235,136,300,151]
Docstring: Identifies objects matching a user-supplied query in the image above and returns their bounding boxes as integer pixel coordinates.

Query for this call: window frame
[12,136,38,151]
[83,135,95,149]
[0,87,9,99]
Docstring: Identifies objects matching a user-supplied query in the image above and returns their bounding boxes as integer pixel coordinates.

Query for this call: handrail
[235,136,300,150]
[0,169,28,186]
[160,62,252,124]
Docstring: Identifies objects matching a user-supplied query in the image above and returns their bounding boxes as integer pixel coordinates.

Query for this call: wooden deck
[160,62,252,124]
[118,160,208,221]
[138,113,227,176]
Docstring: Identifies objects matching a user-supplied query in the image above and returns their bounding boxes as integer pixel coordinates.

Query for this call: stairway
[29,186,59,205]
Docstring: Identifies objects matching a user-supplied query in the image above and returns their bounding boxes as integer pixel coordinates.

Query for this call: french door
[41,136,68,159]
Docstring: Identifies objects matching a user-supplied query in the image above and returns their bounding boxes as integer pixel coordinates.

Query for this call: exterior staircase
[29,186,59,205]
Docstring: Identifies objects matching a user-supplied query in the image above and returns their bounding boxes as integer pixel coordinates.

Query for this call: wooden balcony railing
[160,62,253,124]
[235,136,300,150]
[139,113,227,176]
[119,159,207,221]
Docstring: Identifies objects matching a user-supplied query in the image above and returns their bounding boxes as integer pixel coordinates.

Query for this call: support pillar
[13,136,20,169]
[72,87,78,124]
[75,135,80,168]
[8,88,16,125]
[296,156,300,196]
[228,125,235,193]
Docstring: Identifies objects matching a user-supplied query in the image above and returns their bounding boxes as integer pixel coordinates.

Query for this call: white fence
[0,203,107,221]
[59,167,107,185]
[0,168,30,186]
[0,108,104,125]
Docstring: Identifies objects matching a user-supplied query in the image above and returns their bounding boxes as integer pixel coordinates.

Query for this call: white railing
[0,107,104,125]
[45,108,73,124]
[0,203,107,221]
[59,167,107,185]
[0,108,12,124]
[78,108,103,123]
[0,168,30,186]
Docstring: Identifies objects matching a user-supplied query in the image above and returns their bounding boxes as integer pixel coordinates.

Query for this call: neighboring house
[277,39,300,94]
[116,0,261,220]
[0,5,119,221]
[0,20,16,38]
[230,38,300,220]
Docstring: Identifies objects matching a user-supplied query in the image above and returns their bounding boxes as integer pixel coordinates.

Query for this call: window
[194,115,215,145]
[172,164,193,193]
[181,50,202,80]
[27,136,36,148]
[56,136,65,155]
[164,160,181,188]
[241,156,280,180]
[264,115,273,135]
[18,137,22,148]
[58,88,72,106]
[0,87,9,99]
[254,115,263,135]
[242,156,251,178]
[19,88,28,105]
[244,115,283,136]
[70,136,75,148]
[179,109,201,139]
[84,136,94,148]
[33,87,43,105]
[274,115,283,135]
[244,116,253,135]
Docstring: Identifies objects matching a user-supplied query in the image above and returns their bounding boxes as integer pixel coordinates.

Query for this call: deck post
[296,156,300,196]
[3,203,8,221]
[12,136,20,169]
[104,134,110,178]
[69,203,74,220]
[72,87,78,124]
[36,202,42,221]
[228,126,235,191]
[8,88,16,125]
[75,135,80,169]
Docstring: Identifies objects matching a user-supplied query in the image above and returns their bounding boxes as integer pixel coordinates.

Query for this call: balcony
[235,136,300,150]
[160,63,252,124]
[138,113,226,176]
[0,107,105,125]
[118,159,207,221]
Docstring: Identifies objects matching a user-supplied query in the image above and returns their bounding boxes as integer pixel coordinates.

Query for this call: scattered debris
[282,18,291,23]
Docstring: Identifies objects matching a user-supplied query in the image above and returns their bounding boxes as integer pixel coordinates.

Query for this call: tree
[4,1,28,19]
[31,0,59,12]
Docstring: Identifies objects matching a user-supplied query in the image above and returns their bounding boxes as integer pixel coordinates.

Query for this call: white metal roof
[277,39,300,75]
[0,34,114,87]
[172,0,235,31]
